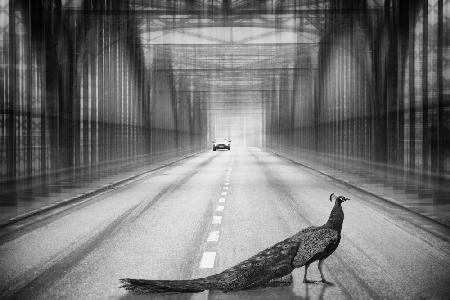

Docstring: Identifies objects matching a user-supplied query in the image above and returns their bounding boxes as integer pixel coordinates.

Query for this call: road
[1,148,450,299]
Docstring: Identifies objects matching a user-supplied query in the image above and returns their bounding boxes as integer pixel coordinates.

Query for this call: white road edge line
[216,206,225,212]
[221,192,227,196]
[199,252,216,269]
[219,197,226,203]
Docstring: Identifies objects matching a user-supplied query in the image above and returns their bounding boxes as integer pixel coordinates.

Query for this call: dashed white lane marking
[198,164,232,272]
[207,231,220,242]
[199,252,216,268]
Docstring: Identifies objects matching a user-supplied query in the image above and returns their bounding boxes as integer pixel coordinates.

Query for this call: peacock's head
[329,193,350,204]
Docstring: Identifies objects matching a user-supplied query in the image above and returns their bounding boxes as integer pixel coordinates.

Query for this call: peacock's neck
[324,201,344,232]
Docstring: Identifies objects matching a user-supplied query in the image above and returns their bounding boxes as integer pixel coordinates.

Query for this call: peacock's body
[120,194,349,294]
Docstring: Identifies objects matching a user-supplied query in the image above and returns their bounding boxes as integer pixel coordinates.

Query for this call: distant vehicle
[213,138,231,151]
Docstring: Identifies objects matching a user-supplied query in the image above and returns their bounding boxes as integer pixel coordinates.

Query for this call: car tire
[228,147,230,150]
[213,147,216,151]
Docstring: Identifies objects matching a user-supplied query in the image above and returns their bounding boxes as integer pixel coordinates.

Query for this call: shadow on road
[118,284,330,299]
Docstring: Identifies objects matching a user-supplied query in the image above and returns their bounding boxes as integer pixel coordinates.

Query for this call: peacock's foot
[303,279,317,284]
[266,274,293,287]
[303,279,333,285]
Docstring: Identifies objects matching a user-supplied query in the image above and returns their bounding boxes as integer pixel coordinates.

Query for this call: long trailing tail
[119,277,213,294]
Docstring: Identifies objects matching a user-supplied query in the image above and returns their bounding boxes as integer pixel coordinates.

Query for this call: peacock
[120,193,349,293]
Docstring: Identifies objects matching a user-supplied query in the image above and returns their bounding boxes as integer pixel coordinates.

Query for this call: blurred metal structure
[0,0,449,223]
[0,0,208,215]
[263,0,450,209]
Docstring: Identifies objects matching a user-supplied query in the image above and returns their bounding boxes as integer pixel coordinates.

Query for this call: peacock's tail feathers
[119,277,212,294]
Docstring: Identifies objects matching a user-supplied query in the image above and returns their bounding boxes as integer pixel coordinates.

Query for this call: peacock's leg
[303,264,315,283]
[318,260,333,285]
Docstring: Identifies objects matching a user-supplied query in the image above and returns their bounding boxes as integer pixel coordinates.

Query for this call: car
[213,138,231,151]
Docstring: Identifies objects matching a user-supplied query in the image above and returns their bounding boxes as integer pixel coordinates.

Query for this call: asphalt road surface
[1,148,450,299]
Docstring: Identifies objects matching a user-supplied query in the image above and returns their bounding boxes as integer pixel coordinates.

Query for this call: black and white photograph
[0,0,449,299]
